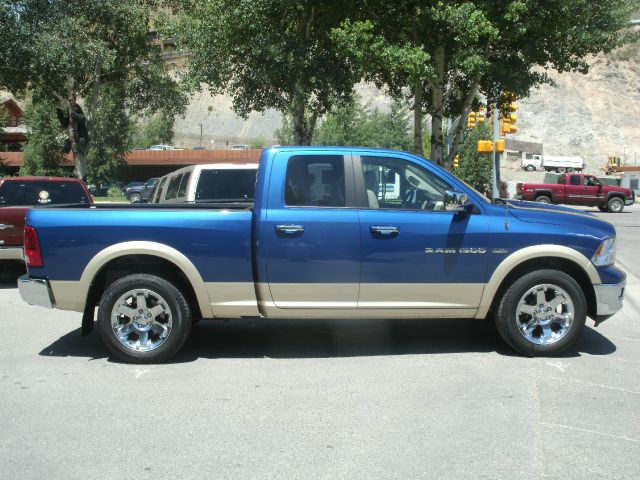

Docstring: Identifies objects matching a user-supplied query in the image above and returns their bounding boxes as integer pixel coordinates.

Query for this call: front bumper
[625,192,635,206]
[0,246,24,261]
[18,275,53,309]
[593,281,625,321]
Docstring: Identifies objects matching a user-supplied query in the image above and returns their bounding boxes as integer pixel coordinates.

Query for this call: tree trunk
[65,76,85,179]
[445,76,481,167]
[291,80,314,145]
[413,80,423,156]
[430,45,446,166]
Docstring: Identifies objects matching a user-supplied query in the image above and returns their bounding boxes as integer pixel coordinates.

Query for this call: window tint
[0,180,90,206]
[195,169,257,202]
[569,175,580,186]
[361,156,450,210]
[177,171,191,198]
[284,155,345,207]
[164,174,183,201]
[584,176,600,187]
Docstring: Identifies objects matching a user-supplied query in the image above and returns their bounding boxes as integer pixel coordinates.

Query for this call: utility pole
[198,123,203,148]
[491,96,501,199]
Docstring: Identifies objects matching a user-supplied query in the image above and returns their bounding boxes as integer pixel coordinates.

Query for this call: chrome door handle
[370,225,400,235]
[275,224,305,234]
[0,224,14,230]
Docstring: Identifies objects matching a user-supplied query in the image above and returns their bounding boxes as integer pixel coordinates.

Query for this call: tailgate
[0,207,27,247]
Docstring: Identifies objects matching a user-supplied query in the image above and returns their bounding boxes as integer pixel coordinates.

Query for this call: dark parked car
[124,178,158,202]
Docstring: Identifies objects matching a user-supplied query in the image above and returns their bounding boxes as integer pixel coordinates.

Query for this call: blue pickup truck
[18,147,625,363]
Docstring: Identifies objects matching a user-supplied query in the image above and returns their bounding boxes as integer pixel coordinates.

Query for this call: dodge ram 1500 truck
[517,173,634,212]
[18,147,626,363]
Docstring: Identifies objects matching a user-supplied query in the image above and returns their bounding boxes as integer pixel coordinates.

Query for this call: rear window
[195,169,257,202]
[0,180,90,206]
[164,174,183,201]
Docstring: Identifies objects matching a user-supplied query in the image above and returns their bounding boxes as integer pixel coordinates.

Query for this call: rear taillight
[24,226,43,267]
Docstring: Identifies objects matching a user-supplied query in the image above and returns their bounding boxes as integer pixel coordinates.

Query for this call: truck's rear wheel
[535,195,551,204]
[97,274,192,363]
[495,269,586,356]
[607,197,624,213]
[556,167,566,173]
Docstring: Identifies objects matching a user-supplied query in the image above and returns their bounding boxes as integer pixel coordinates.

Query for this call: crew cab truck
[517,173,635,212]
[18,147,626,363]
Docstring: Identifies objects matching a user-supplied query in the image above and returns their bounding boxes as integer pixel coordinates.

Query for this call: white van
[149,163,259,204]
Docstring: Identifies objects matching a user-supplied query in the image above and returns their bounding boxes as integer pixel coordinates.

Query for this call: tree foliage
[276,98,413,150]
[332,0,640,167]
[454,122,493,194]
[170,0,361,145]
[133,112,176,149]
[85,85,131,183]
[20,94,65,177]
[0,0,188,179]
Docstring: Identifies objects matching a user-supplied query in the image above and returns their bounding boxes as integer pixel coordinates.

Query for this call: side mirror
[444,190,471,213]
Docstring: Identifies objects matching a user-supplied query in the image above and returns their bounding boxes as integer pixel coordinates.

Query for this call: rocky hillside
[174,44,640,180]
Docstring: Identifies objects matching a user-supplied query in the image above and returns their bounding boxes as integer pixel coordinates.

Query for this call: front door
[260,151,361,312]
[355,153,489,315]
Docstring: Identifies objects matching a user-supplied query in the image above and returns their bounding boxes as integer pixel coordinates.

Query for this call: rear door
[260,151,361,311]
[564,174,582,203]
[355,153,489,314]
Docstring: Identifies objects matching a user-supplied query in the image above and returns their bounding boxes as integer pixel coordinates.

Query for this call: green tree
[134,112,176,149]
[277,97,413,149]
[170,0,361,145]
[86,85,131,183]
[0,0,187,180]
[454,122,492,194]
[20,95,65,177]
[333,0,639,167]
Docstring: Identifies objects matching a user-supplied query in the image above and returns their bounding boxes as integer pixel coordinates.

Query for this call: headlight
[592,237,616,266]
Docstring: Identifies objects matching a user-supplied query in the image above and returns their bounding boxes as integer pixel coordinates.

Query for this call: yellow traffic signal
[500,118,517,135]
[453,155,460,168]
[477,140,493,153]
[475,111,486,124]
[496,138,505,153]
[466,112,476,129]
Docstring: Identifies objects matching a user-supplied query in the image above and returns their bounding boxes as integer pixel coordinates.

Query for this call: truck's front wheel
[97,274,192,363]
[607,197,624,213]
[495,269,586,356]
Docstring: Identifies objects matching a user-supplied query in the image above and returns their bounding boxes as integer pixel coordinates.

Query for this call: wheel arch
[79,242,212,320]
[476,245,599,320]
[534,190,553,201]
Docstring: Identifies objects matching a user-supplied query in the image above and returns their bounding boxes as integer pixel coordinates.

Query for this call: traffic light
[495,139,505,153]
[500,94,517,135]
[453,155,460,168]
[477,140,493,153]
[466,112,476,129]
[475,111,486,124]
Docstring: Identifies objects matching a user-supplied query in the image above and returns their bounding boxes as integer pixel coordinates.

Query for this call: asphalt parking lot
[0,205,638,480]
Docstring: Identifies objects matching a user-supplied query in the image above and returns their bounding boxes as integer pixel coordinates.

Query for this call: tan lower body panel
[49,281,84,311]
[256,282,482,319]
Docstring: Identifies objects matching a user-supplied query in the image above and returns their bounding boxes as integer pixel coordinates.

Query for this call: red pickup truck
[0,177,93,261]
[517,173,635,212]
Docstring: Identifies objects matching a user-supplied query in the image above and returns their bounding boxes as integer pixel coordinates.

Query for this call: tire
[525,164,535,172]
[535,195,551,204]
[607,197,624,213]
[495,269,586,356]
[97,273,192,363]
[556,167,566,173]
[129,192,142,203]
[567,168,575,173]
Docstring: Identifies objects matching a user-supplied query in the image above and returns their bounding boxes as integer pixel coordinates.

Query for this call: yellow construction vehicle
[605,155,624,175]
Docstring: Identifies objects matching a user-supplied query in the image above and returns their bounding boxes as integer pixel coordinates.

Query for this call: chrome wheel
[110,288,173,352]
[515,284,573,345]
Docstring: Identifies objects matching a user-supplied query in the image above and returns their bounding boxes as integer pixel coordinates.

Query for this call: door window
[284,155,345,207]
[569,175,580,186]
[583,176,600,187]
[164,174,183,201]
[360,156,450,210]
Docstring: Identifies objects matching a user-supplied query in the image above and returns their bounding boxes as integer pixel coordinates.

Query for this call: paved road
[0,206,638,480]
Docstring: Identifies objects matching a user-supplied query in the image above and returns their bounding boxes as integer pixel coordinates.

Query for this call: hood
[504,199,616,236]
